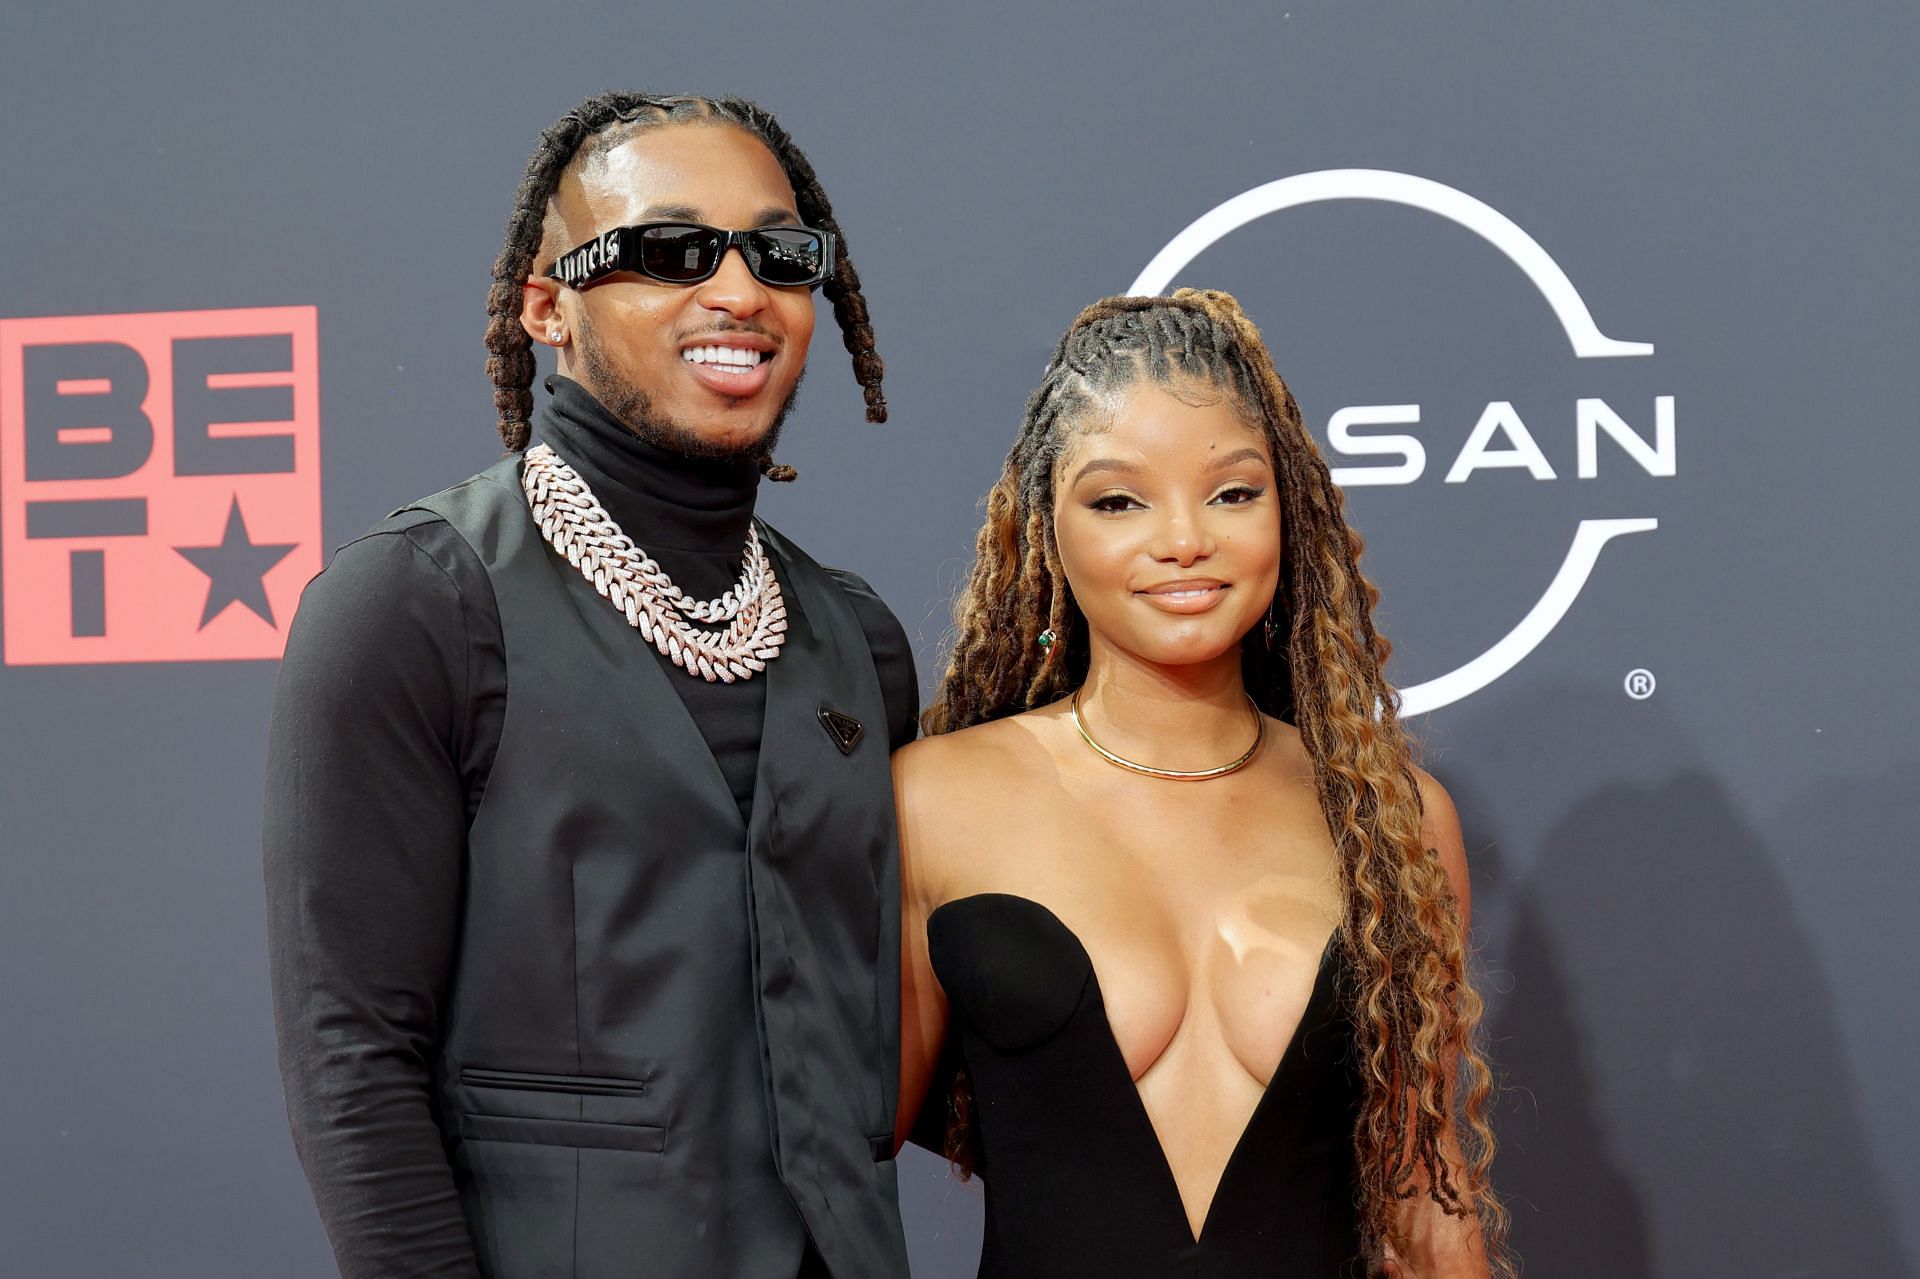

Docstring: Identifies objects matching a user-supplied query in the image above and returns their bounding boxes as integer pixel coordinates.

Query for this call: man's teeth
[683,345,766,369]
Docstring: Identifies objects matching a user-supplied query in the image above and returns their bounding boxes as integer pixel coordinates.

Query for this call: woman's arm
[893,740,954,1151]
[1387,769,1492,1278]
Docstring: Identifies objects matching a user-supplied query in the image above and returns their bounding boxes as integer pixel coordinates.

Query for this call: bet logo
[1131,170,1669,715]
[0,306,321,665]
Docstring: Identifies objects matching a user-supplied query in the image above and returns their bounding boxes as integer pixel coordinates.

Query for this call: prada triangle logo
[817,706,865,756]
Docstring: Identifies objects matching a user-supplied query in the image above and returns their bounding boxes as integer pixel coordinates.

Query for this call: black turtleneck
[536,376,780,819]
[262,379,916,1277]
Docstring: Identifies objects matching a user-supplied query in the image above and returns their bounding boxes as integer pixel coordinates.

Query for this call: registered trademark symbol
[1624,668,1656,700]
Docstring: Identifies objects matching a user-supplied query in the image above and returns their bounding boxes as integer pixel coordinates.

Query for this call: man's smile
[680,334,778,397]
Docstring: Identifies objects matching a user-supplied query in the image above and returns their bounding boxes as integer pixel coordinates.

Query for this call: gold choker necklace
[1069,688,1265,781]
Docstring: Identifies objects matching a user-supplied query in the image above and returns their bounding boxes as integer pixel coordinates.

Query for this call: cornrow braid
[484,92,887,471]
[923,289,1511,1276]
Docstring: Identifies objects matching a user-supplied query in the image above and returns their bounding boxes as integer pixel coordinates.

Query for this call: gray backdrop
[2,2,1914,1275]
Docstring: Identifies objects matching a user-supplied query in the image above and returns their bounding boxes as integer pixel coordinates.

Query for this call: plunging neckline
[929,892,1343,1247]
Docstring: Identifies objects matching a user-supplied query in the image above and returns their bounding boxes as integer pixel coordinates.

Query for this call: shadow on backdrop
[1435,756,1648,1276]
[1443,688,1906,1277]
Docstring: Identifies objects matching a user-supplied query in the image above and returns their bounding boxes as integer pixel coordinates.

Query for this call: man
[265,93,915,1278]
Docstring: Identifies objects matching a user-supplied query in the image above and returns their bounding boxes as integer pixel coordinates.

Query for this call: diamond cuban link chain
[521,443,788,682]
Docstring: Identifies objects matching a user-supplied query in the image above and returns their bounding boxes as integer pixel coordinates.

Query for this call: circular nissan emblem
[1128,169,1664,716]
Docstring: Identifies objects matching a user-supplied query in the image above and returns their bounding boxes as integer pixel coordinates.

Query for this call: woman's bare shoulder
[894,714,1062,906]
[894,710,1058,804]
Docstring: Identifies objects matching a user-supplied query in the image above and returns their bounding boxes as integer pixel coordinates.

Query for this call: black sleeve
[263,516,486,1278]
[826,568,920,750]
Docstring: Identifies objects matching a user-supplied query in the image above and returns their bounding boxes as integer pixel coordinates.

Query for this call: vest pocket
[458,1066,665,1154]
[461,1066,649,1097]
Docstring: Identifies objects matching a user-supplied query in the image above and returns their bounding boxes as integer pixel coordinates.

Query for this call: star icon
[175,497,298,630]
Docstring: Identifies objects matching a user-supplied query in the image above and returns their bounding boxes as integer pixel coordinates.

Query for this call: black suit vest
[411,455,908,1278]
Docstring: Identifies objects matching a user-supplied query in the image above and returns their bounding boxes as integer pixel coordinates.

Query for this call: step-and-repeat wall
[2,4,1913,1275]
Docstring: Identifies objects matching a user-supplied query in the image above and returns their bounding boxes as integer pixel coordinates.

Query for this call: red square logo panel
[0,307,322,664]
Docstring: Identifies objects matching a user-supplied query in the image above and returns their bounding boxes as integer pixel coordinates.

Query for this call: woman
[894,290,1509,1277]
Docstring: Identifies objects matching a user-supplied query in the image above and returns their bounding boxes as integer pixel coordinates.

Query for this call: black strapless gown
[928,894,1365,1278]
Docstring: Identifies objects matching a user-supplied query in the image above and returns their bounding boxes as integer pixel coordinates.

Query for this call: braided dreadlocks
[484,93,885,474]
[925,289,1511,1276]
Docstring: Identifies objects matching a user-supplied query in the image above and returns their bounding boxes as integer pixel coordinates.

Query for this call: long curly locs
[484,92,886,458]
[923,289,1509,1275]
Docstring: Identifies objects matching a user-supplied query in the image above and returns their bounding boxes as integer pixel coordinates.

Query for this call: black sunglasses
[545,222,836,291]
